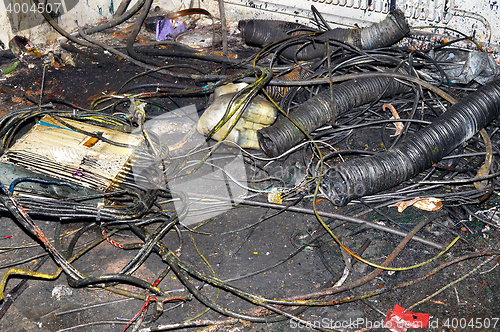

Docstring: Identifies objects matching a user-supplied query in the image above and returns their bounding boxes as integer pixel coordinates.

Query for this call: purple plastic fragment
[156,18,185,41]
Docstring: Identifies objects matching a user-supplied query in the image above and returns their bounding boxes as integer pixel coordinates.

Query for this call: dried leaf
[475,128,492,190]
[414,197,442,211]
[389,197,420,212]
[383,103,404,137]
[389,197,442,212]
[474,163,490,190]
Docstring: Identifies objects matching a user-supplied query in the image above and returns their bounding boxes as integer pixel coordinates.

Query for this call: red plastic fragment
[383,304,429,332]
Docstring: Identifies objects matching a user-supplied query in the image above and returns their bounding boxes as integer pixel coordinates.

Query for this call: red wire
[121,297,157,332]
[162,296,187,303]
[121,297,187,331]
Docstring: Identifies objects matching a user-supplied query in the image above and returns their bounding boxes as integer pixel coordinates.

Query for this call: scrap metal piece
[0,115,143,197]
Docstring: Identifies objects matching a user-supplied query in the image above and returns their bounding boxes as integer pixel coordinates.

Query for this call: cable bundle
[258,71,412,156]
[322,79,500,206]
[239,9,409,60]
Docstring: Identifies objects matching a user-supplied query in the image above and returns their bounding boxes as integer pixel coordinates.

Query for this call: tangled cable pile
[1,4,500,332]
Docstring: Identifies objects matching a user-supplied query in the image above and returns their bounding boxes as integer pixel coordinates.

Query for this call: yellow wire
[0,229,117,300]
[0,229,166,300]
[261,88,459,271]
[210,69,271,137]
[184,235,220,322]
[247,31,464,270]
[182,68,272,176]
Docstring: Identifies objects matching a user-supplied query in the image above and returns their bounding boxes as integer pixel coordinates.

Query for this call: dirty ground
[0,6,500,332]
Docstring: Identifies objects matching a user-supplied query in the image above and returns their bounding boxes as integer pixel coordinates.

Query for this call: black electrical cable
[87,0,146,35]
[0,188,159,220]
[310,5,331,31]
[0,252,49,270]
[126,0,162,67]
[67,274,169,296]
[386,86,421,150]
[134,46,249,66]
[114,0,132,16]
[118,82,195,93]
[30,0,93,47]
[117,220,298,324]
[54,221,67,259]
[120,218,177,275]
[163,252,309,324]
[65,223,98,259]
[0,109,130,149]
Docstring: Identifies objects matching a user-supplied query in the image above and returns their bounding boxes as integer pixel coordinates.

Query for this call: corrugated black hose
[322,79,500,206]
[238,9,409,60]
[257,72,413,156]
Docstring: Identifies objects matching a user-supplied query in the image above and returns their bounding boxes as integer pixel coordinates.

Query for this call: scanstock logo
[129,104,248,226]
[4,0,100,30]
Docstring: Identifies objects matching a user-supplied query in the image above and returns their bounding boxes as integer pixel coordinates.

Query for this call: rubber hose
[83,0,146,35]
[126,0,162,67]
[258,72,412,156]
[31,0,93,47]
[322,79,500,206]
[238,9,409,60]
[114,0,133,17]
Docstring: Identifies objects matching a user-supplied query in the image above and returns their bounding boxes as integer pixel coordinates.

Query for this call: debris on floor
[0,3,499,332]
